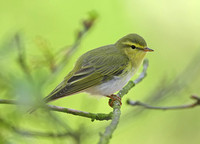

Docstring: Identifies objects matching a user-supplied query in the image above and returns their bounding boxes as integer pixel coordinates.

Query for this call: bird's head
[116,33,153,52]
[115,33,153,60]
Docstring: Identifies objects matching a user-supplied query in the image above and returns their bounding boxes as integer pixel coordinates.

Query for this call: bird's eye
[131,45,136,49]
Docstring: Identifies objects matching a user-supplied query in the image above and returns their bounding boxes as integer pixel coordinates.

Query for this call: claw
[106,94,122,107]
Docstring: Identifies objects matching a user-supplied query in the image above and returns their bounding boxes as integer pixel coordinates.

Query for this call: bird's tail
[28,82,69,114]
[27,93,62,114]
[27,100,47,114]
[27,107,37,114]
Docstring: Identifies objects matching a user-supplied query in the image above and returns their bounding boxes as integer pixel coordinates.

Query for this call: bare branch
[0,99,112,121]
[98,101,121,144]
[127,95,200,110]
[48,105,112,121]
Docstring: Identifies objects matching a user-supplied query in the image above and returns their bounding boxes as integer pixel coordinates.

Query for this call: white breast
[85,69,136,96]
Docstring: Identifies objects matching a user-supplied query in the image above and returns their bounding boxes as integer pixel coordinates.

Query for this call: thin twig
[98,59,149,144]
[127,95,200,110]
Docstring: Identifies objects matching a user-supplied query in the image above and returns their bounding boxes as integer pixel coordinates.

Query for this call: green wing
[44,45,129,102]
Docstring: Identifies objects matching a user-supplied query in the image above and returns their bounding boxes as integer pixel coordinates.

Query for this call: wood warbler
[44,34,153,104]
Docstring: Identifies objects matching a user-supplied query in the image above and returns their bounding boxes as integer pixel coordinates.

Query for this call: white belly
[85,70,135,96]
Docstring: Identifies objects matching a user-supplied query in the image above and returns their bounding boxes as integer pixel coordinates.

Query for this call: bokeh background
[1,0,200,144]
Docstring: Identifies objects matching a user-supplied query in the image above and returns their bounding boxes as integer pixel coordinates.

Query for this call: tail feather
[27,107,37,114]
[28,84,70,114]
[27,100,48,114]
[43,87,69,103]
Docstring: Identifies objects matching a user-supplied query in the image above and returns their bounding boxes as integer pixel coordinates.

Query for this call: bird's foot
[106,94,122,107]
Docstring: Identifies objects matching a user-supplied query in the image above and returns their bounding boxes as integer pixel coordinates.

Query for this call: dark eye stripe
[131,45,136,49]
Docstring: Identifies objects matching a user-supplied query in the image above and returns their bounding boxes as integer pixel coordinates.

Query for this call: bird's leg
[106,94,122,107]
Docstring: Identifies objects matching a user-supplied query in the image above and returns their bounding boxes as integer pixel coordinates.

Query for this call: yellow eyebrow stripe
[122,41,144,48]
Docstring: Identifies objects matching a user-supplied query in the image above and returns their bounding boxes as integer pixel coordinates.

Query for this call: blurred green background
[1,0,200,144]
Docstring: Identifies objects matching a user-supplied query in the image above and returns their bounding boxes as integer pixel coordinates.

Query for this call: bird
[43,33,153,106]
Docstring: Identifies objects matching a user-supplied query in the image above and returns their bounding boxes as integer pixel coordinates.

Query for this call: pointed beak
[143,47,154,52]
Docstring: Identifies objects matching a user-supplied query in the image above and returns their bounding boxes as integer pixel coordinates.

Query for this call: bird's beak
[143,47,154,52]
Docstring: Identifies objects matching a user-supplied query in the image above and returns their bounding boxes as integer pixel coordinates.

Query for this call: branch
[0,99,112,121]
[127,95,200,110]
[98,59,149,144]
[48,105,112,121]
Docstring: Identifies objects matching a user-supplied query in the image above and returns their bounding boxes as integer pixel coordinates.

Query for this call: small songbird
[43,34,153,104]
